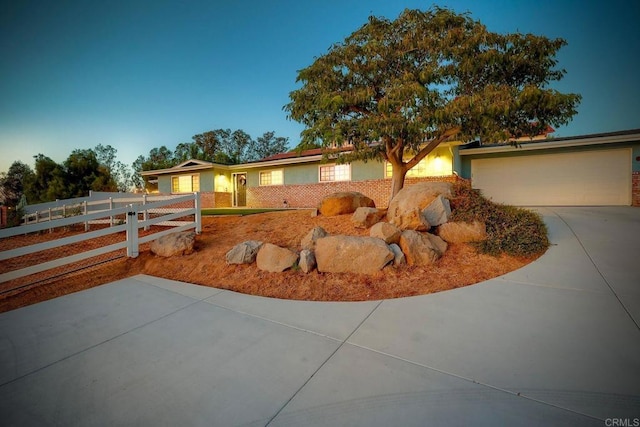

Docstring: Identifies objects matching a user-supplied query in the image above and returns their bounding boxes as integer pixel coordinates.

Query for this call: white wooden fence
[0,193,201,283]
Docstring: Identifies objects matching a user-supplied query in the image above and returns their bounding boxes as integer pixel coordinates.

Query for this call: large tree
[285,7,581,200]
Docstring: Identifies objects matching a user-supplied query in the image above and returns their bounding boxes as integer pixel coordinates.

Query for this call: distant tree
[132,146,175,192]
[147,146,174,170]
[285,6,581,201]
[0,161,34,206]
[249,131,289,161]
[64,149,117,197]
[28,154,63,202]
[173,142,203,163]
[191,131,221,162]
[190,129,254,164]
[224,129,253,164]
[94,144,132,192]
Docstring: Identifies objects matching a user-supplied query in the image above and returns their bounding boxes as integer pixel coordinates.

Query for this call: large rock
[369,222,402,244]
[437,221,487,243]
[298,249,317,273]
[351,207,386,229]
[389,243,406,266]
[301,226,328,251]
[150,231,196,257]
[315,235,394,274]
[398,230,448,266]
[386,182,453,231]
[226,240,263,264]
[318,192,375,216]
[422,195,451,227]
[256,243,299,273]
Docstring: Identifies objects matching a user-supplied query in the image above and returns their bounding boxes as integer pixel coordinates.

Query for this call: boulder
[389,243,406,266]
[386,182,453,231]
[369,222,402,245]
[398,230,448,266]
[298,249,317,273]
[315,235,394,274]
[422,195,451,227]
[256,243,299,273]
[301,226,328,251]
[226,240,263,264]
[351,207,386,229]
[150,231,196,257]
[437,221,487,243]
[318,192,375,216]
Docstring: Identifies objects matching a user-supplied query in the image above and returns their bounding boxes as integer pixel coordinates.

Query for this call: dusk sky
[1,0,639,174]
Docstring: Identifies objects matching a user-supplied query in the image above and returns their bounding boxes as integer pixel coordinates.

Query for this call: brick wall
[246,175,464,209]
[196,192,216,209]
[633,172,640,207]
[213,192,232,208]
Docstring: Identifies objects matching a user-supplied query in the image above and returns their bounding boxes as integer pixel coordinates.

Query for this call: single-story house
[141,128,640,208]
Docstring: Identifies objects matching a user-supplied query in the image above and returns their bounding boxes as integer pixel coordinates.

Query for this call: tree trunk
[389,162,408,203]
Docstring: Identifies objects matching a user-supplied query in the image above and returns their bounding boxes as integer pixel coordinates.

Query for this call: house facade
[141,129,640,208]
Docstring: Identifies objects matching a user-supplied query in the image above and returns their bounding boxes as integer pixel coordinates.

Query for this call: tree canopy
[284,6,581,200]
[0,145,130,208]
[133,129,290,191]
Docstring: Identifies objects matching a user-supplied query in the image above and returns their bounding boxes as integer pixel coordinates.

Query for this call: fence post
[48,208,52,233]
[83,201,89,231]
[126,204,139,258]
[109,197,114,227]
[194,192,202,234]
[143,194,149,231]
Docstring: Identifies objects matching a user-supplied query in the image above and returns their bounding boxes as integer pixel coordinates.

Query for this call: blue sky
[1,0,639,173]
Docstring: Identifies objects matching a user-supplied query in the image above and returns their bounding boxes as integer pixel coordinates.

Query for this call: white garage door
[471,149,631,205]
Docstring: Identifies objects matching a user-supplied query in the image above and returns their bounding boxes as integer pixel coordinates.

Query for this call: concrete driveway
[1,207,639,426]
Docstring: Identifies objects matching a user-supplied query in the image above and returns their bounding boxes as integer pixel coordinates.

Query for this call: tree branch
[405,127,460,170]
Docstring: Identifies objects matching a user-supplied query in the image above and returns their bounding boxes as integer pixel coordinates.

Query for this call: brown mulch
[0,210,540,313]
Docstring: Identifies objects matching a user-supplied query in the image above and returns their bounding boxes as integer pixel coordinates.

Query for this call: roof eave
[459,130,640,156]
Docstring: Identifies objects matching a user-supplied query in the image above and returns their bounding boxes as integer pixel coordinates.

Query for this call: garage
[470,148,632,206]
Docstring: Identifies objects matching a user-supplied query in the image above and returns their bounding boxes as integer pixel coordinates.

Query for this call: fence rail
[0,193,201,283]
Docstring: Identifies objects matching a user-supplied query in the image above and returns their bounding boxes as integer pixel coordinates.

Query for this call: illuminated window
[259,170,283,186]
[171,174,200,193]
[319,164,350,182]
[385,153,451,178]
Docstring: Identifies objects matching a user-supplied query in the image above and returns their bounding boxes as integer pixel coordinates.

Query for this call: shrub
[449,182,549,257]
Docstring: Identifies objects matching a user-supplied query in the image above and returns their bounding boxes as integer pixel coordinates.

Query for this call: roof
[140,159,219,176]
[459,128,640,155]
[256,148,324,162]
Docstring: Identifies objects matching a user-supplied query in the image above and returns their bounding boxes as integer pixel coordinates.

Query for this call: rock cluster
[223,183,488,276]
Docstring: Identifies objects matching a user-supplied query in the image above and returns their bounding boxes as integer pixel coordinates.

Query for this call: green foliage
[449,182,549,257]
[132,129,290,190]
[1,144,131,206]
[0,161,35,207]
[284,6,581,200]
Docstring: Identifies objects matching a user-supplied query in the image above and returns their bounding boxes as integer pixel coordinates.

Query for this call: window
[171,174,200,193]
[259,170,283,186]
[385,153,452,178]
[319,164,350,182]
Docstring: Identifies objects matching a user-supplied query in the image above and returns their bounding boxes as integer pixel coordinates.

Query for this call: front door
[233,173,247,207]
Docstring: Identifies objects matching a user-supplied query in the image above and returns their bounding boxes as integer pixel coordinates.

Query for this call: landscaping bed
[0,185,548,312]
